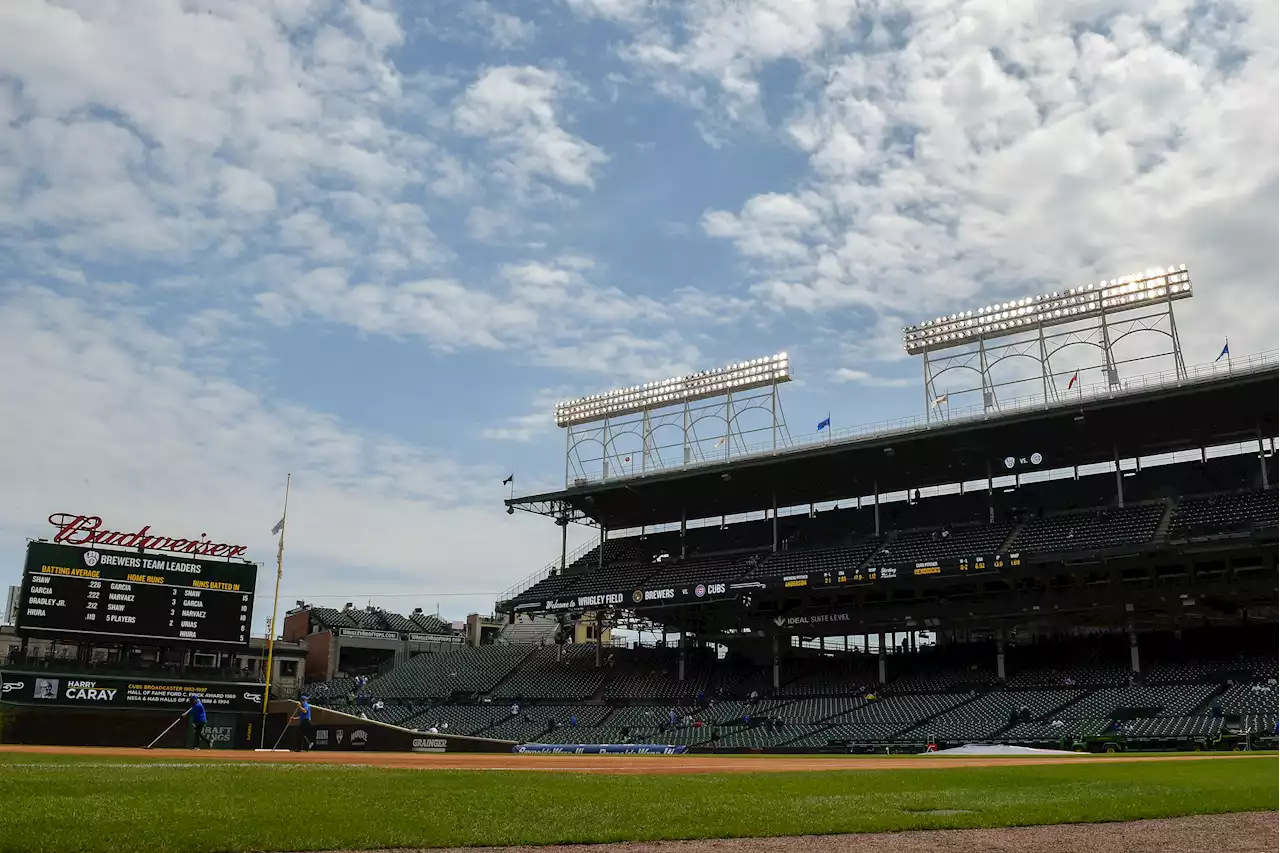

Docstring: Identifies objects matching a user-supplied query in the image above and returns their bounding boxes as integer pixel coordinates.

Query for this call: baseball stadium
[1,268,1277,852]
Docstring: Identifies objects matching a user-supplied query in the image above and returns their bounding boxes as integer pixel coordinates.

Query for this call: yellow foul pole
[259,473,290,748]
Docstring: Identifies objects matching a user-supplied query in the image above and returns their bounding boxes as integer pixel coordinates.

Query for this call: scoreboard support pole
[259,474,291,749]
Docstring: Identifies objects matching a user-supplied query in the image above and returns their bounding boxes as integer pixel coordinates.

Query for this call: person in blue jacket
[296,695,315,752]
[183,695,208,749]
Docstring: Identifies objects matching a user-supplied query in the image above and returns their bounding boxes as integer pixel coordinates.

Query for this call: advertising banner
[0,671,264,712]
[514,744,687,755]
[17,540,257,647]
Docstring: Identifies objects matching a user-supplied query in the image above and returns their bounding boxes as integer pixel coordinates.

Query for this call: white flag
[932,393,949,407]
[271,517,285,536]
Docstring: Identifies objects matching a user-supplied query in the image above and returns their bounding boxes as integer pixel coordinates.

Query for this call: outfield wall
[0,703,269,749]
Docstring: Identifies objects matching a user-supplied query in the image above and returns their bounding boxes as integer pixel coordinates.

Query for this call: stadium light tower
[555,353,793,486]
[902,265,1192,423]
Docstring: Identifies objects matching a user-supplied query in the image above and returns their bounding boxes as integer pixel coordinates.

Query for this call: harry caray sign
[0,672,261,711]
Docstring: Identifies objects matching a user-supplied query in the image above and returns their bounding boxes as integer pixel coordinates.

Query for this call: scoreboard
[16,542,258,647]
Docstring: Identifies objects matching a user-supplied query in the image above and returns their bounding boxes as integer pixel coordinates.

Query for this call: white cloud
[455,65,609,191]
[562,0,654,23]
[702,192,828,262]
[216,166,279,215]
[656,0,1279,362]
[830,368,911,387]
[481,389,566,442]
[466,2,538,48]
[252,254,704,380]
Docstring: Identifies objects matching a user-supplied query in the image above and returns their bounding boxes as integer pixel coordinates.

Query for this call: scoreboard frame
[16,541,259,649]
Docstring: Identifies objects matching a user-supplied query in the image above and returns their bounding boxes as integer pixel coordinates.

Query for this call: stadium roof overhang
[507,365,1278,530]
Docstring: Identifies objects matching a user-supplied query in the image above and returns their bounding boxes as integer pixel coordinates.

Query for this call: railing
[575,349,1278,485]
[498,538,599,601]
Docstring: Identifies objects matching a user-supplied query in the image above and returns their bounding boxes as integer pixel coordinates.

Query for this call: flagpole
[259,473,290,749]
[1225,337,1231,373]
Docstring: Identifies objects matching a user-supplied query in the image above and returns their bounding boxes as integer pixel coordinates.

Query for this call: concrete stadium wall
[0,702,277,749]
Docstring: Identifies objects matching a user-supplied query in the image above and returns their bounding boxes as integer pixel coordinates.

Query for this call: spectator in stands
[569,714,578,727]
[510,702,520,717]
[372,699,385,711]
[749,689,759,704]
[668,708,677,726]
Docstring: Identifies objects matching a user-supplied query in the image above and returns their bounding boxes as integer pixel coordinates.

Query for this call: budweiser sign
[48,513,248,559]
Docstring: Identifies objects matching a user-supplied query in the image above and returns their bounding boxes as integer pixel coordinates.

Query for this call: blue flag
[1215,340,1229,362]
[817,416,831,431]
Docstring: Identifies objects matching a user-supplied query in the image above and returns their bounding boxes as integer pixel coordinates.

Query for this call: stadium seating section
[304,463,1275,750]
[303,623,1277,751]
[505,453,1275,615]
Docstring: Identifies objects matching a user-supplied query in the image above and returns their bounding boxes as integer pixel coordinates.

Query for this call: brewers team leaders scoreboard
[17,542,258,647]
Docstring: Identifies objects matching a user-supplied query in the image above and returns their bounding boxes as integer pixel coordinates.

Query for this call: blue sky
[0,0,1276,626]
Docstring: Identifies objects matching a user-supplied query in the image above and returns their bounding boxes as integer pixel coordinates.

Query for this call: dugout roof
[508,362,1278,530]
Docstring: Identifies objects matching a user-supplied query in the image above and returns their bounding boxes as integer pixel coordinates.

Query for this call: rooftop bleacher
[296,604,455,636]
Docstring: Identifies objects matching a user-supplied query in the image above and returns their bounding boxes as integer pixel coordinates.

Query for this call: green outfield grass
[0,754,1274,853]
